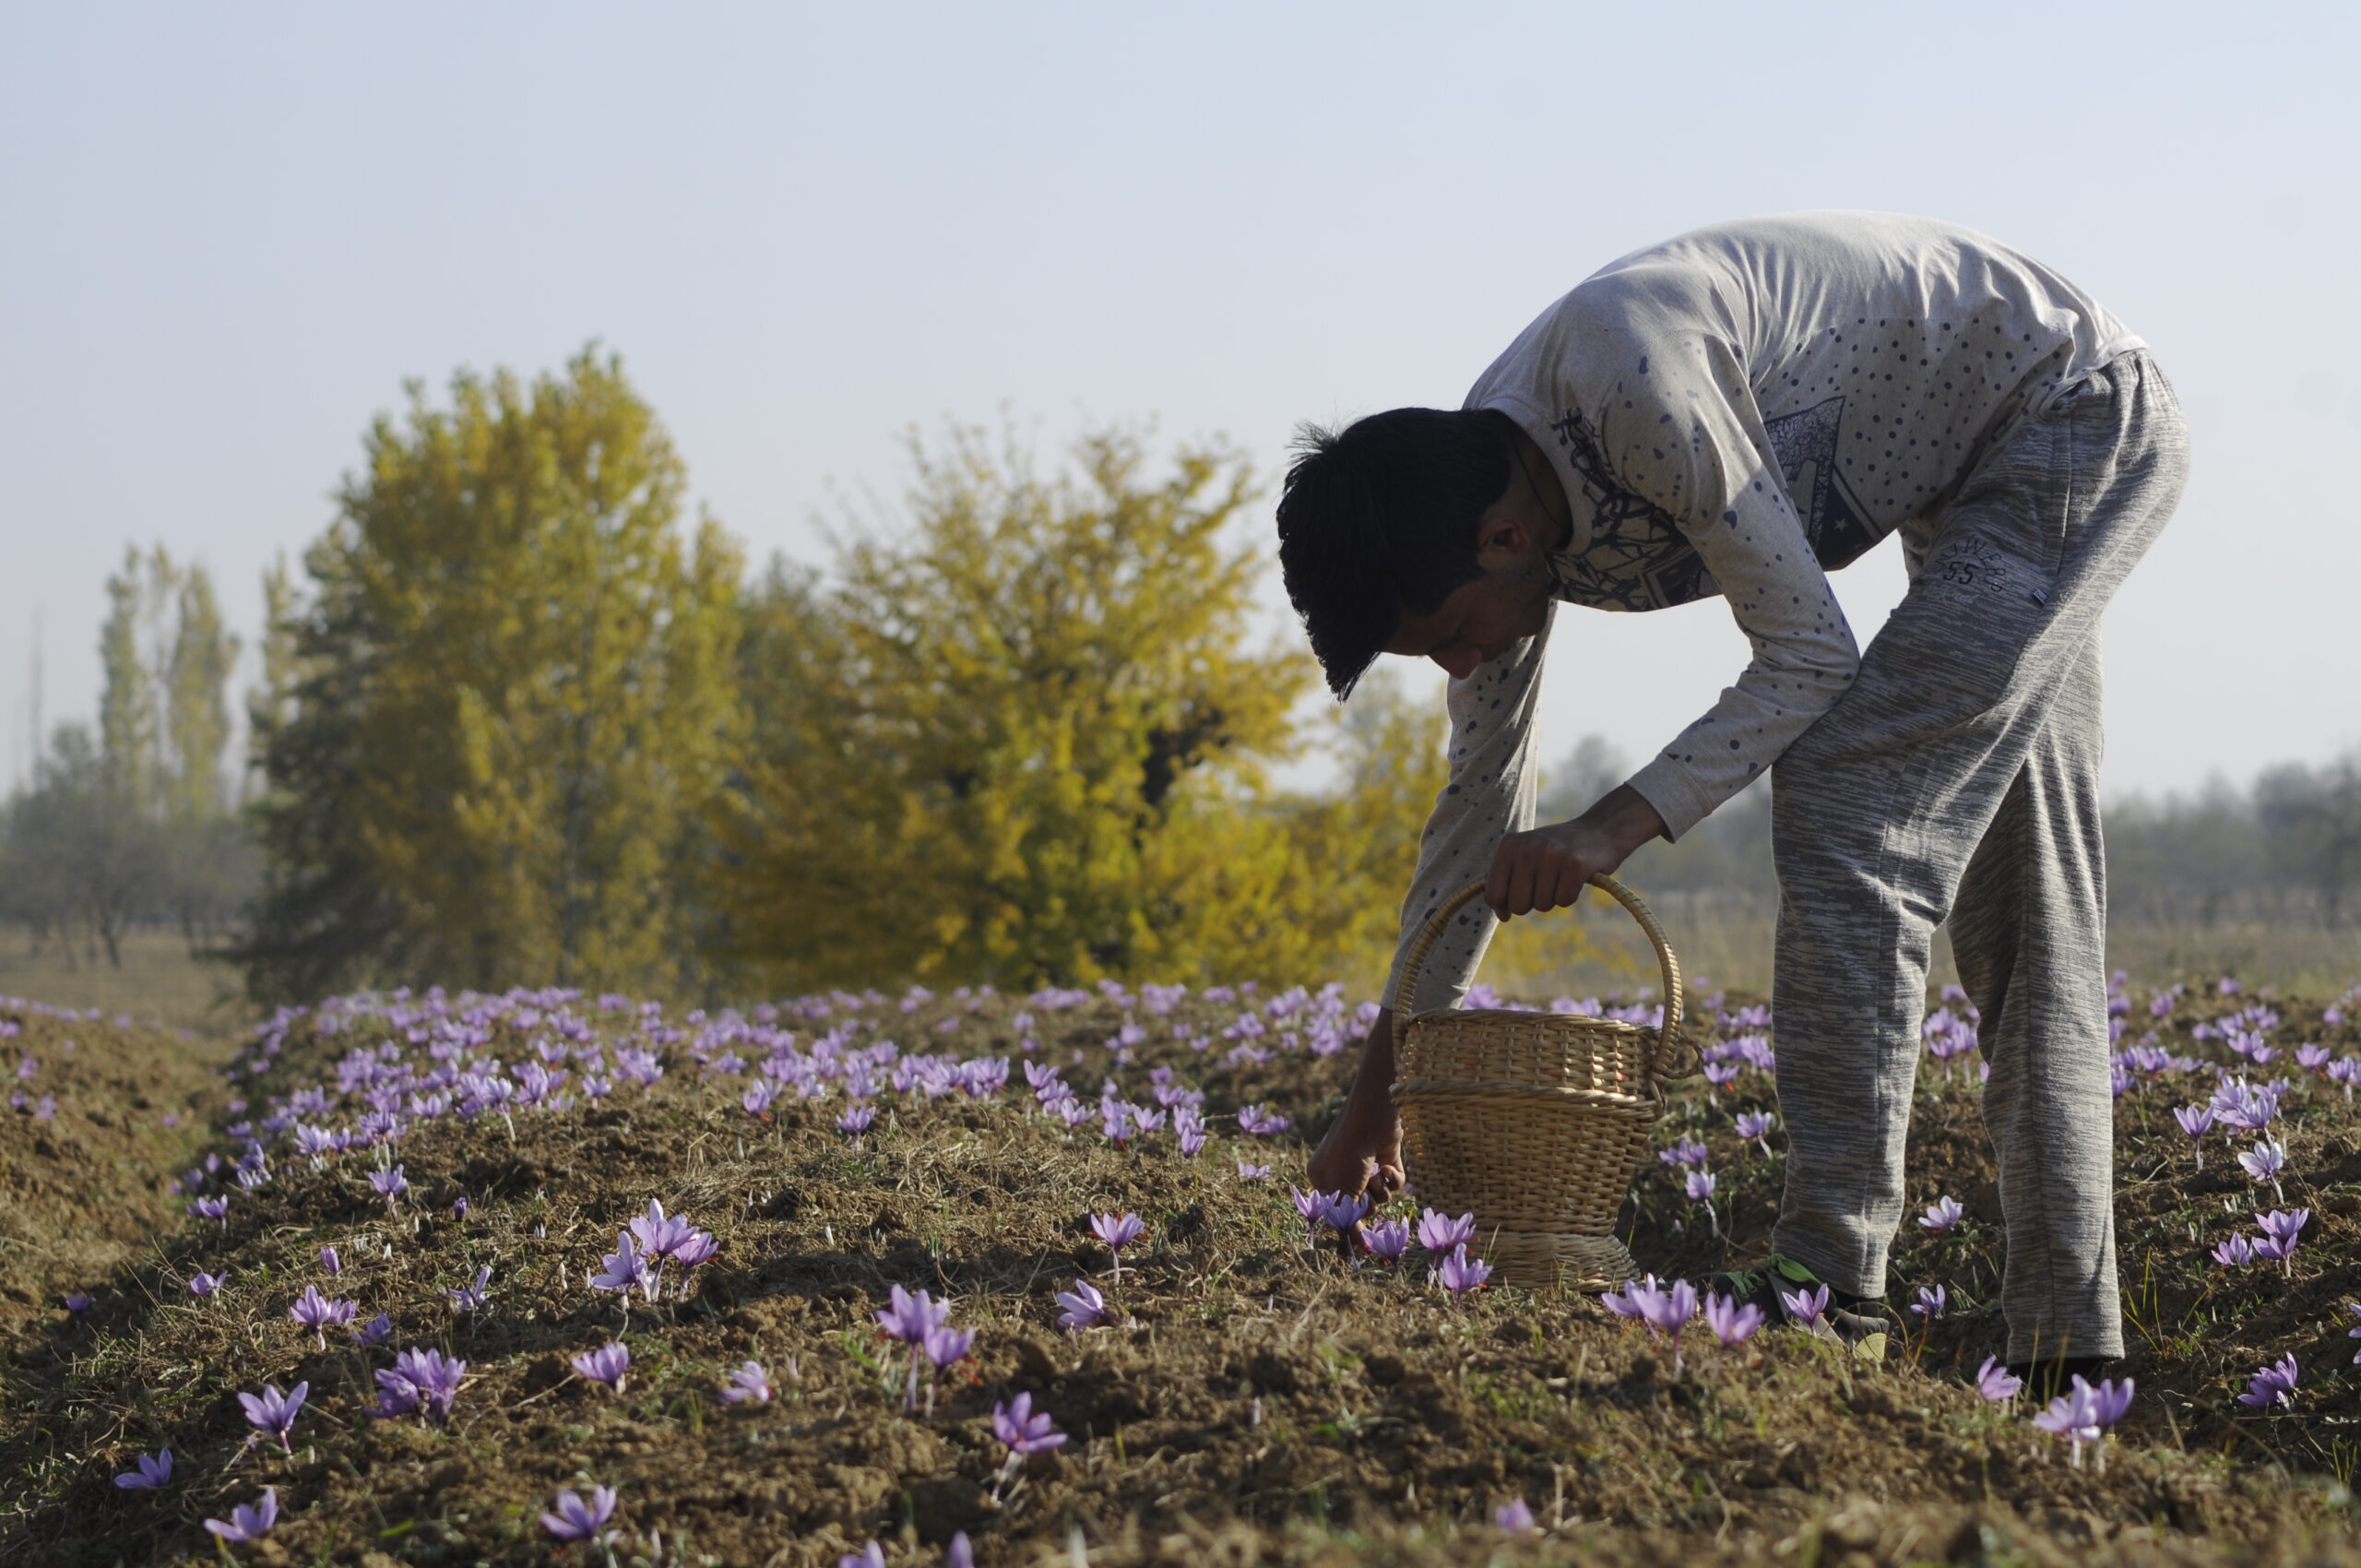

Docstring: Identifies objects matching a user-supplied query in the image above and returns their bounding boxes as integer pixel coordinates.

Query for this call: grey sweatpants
[1768,350,2188,1364]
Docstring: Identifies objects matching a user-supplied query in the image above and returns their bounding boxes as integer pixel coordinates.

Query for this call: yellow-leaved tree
[235,348,741,1001]
[718,425,1443,990]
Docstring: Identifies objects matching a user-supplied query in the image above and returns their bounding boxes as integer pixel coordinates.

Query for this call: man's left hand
[1484,784,1669,921]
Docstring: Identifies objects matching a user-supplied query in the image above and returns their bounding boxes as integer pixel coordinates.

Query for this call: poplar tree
[238,348,741,1000]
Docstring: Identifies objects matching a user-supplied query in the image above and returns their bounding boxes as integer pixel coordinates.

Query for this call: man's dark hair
[1275,407,1517,700]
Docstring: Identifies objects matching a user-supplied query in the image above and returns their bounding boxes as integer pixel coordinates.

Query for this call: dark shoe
[2007,1355,2113,1403]
[1713,1253,1895,1355]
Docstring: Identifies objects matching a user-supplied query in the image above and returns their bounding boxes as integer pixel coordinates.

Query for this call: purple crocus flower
[447,1265,492,1313]
[187,1271,227,1298]
[1417,1208,1477,1254]
[237,1382,308,1454]
[1037,1268,1107,1329]
[381,1347,467,1421]
[1684,1170,1716,1203]
[1975,1356,2022,1402]
[590,1232,655,1303]
[1918,1196,1965,1233]
[1778,1283,1831,1324]
[64,1290,92,1313]
[1090,1212,1145,1280]
[947,1533,975,1568]
[1320,1191,1371,1233]
[840,1546,886,1568]
[1289,1186,1325,1229]
[1236,1103,1290,1135]
[720,1360,774,1405]
[540,1485,617,1542]
[922,1324,975,1371]
[571,1341,631,1393]
[2173,1105,2214,1168]
[320,1245,341,1275]
[1494,1497,1536,1532]
[2236,1353,2300,1410]
[992,1391,1068,1455]
[1235,1160,1271,1181]
[188,1195,229,1225]
[371,1165,408,1207]
[875,1284,951,1344]
[1911,1284,1948,1320]
[670,1229,718,1271]
[113,1448,172,1490]
[1434,1244,1491,1301]
[2238,1139,2288,1203]
[351,1312,394,1348]
[629,1200,695,1259]
[1703,1290,1764,1347]
[1359,1218,1412,1262]
[2032,1376,2134,1470]
[2254,1208,2310,1275]
[289,1286,358,1349]
[2212,1233,2257,1268]
[1734,1111,1775,1158]
[1658,1136,1710,1170]
[204,1487,279,1543]
[836,1105,876,1144]
[2297,1043,2332,1073]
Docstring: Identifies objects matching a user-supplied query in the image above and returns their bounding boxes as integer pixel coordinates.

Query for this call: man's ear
[1471,509,1531,564]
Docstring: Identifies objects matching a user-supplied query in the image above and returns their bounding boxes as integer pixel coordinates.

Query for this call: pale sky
[5,2,2356,803]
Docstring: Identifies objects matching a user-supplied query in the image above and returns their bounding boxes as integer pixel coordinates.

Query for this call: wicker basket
[1390,873,1697,1292]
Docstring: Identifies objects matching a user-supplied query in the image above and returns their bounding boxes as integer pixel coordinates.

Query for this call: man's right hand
[1305,1009,1406,1199]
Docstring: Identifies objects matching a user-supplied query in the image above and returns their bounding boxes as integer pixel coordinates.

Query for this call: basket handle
[1391,873,1687,1078]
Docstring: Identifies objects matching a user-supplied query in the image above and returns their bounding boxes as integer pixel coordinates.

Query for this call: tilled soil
[5,976,2361,1565]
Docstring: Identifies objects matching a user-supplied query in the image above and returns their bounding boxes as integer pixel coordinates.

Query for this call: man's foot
[1712,1254,1895,1352]
[2007,1355,2114,1403]
[1306,1087,1404,1200]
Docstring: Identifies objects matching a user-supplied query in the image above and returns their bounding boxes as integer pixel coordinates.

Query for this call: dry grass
[6,975,2361,1564]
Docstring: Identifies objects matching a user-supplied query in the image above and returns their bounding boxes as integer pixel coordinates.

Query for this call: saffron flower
[1289,1186,1325,1230]
[351,1312,394,1348]
[187,1270,227,1298]
[2236,1353,2300,1410]
[719,1360,773,1405]
[188,1195,229,1225]
[1975,1356,2022,1402]
[1320,1191,1372,1233]
[64,1290,93,1313]
[320,1244,341,1275]
[590,1232,655,1303]
[875,1283,952,1344]
[2212,1234,2257,1268]
[1434,1244,1491,1301]
[204,1487,279,1544]
[923,1323,975,1370]
[1918,1196,1965,1233]
[1055,1280,1108,1331]
[1684,1169,1718,1235]
[237,1382,308,1454]
[540,1485,618,1542]
[947,1533,975,1568]
[289,1286,358,1349]
[1090,1212,1145,1280]
[370,1165,408,1208]
[1703,1290,1764,1347]
[1236,1159,1271,1181]
[2032,1376,2133,1470]
[379,1347,467,1421]
[2254,1208,2310,1275]
[2347,1301,2361,1365]
[1734,1110,1776,1158]
[1658,1135,1710,1170]
[448,1265,492,1313]
[113,1448,172,1490]
[571,1341,631,1393]
[2173,1105,2214,1168]
[840,1547,886,1568]
[1236,1103,1290,1135]
[1494,1497,1536,1532]
[1360,1218,1412,1262]
[629,1200,696,1260]
[836,1105,876,1145]
[992,1390,1068,1455]
[1911,1284,1948,1320]
[2238,1139,2288,1203]
[1777,1283,1831,1324]
[1417,1208,1477,1254]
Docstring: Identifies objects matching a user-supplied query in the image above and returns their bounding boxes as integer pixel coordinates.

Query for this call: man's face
[1381,468,1562,682]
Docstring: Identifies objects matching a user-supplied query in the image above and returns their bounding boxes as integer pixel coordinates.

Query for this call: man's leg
[1950,638,2120,1362]
[1768,350,2187,1310]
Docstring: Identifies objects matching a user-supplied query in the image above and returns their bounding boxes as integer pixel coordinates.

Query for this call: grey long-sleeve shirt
[1387,211,2142,1014]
